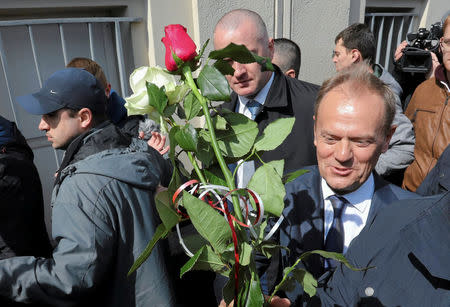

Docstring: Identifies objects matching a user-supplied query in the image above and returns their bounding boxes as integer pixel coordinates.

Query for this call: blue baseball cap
[17,68,107,115]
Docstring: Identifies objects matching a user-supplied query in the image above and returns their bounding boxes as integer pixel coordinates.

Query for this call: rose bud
[161,24,197,71]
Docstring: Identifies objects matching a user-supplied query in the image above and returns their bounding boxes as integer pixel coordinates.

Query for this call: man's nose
[38,117,49,131]
[233,62,247,77]
[334,140,353,162]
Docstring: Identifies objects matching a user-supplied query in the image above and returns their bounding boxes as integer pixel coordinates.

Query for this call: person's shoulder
[285,165,320,192]
[373,193,448,233]
[413,76,439,94]
[386,182,418,199]
[285,75,320,93]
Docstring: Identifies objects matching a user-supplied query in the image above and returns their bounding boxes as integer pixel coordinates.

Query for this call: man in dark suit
[314,191,450,307]
[213,9,318,188]
[263,66,417,306]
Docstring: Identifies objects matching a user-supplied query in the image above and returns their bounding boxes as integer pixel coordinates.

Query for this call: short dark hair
[66,57,108,90]
[335,23,376,65]
[315,64,396,137]
[66,107,107,128]
[273,38,301,77]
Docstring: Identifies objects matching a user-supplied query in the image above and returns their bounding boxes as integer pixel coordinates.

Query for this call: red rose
[161,24,197,71]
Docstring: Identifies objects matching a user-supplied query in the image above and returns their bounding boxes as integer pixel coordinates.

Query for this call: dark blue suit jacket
[316,192,450,307]
[261,166,417,304]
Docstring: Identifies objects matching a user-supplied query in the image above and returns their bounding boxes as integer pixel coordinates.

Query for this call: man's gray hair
[214,9,269,44]
[315,64,396,137]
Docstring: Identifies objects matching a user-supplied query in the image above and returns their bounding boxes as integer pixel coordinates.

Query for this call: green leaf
[163,104,177,117]
[306,250,371,272]
[195,38,210,60]
[171,50,184,67]
[209,43,257,63]
[215,112,259,158]
[214,59,235,75]
[282,169,309,184]
[272,249,371,300]
[181,233,209,254]
[183,91,202,121]
[279,268,317,297]
[237,266,265,307]
[254,53,275,72]
[180,244,226,278]
[267,159,284,177]
[146,82,168,115]
[128,223,168,276]
[196,131,216,168]
[182,191,232,253]
[209,43,274,72]
[197,65,231,101]
[204,166,227,186]
[239,242,253,266]
[174,124,198,152]
[155,190,180,230]
[212,114,228,130]
[180,246,204,278]
[166,83,190,105]
[289,268,318,298]
[258,242,289,259]
[248,161,286,217]
[223,265,265,307]
[254,118,295,152]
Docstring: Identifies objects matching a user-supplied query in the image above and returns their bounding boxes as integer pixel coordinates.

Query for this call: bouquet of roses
[125,24,357,306]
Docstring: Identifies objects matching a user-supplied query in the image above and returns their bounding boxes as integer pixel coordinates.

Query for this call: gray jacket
[375,64,415,176]
[0,123,174,306]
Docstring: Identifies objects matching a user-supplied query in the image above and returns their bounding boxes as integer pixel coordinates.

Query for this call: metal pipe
[114,21,127,96]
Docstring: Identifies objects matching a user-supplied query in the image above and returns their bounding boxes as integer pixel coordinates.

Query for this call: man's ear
[268,37,274,59]
[285,69,296,78]
[313,115,317,147]
[351,49,362,63]
[381,125,396,153]
[105,83,112,98]
[78,108,94,129]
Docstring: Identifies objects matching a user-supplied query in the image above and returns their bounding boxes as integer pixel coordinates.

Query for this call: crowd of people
[0,7,448,307]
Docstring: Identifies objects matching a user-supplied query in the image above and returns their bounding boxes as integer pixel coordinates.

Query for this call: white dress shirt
[235,73,274,188]
[321,174,374,253]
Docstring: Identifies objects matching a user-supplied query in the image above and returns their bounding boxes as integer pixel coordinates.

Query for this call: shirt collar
[321,174,375,213]
[238,72,274,106]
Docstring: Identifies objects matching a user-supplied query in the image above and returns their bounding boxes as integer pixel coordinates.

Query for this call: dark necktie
[247,99,262,120]
[324,195,347,268]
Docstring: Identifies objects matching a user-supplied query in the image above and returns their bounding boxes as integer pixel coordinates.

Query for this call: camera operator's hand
[394,40,408,62]
[425,51,440,79]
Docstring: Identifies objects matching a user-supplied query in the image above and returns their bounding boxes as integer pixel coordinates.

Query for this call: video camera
[398,22,443,74]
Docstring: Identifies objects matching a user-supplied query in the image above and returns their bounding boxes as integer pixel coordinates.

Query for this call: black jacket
[0,118,52,307]
[0,120,52,259]
[222,67,319,173]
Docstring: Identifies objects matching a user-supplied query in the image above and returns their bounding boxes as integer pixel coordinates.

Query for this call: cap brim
[16,93,63,115]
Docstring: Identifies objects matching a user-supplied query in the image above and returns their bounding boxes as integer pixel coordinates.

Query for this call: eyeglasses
[441,38,450,51]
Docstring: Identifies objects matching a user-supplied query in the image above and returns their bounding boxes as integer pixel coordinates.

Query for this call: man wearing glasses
[402,15,450,192]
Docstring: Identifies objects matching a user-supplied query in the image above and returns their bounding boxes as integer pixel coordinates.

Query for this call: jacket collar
[434,65,450,92]
[54,121,130,186]
[229,66,288,111]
